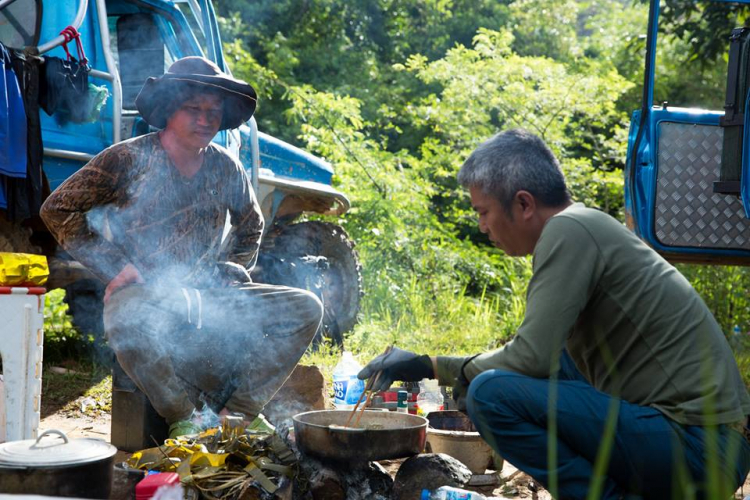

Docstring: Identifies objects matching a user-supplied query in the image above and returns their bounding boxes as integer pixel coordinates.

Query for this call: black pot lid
[0,429,116,467]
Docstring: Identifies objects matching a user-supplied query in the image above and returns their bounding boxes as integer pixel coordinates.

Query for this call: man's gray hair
[457,129,570,212]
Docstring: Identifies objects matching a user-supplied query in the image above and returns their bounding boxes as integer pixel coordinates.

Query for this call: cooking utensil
[345,373,372,428]
[0,429,117,498]
[346,345,393,428]
[293,409,427,462]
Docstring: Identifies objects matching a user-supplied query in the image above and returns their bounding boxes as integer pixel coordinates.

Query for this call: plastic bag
[0,252,48,286]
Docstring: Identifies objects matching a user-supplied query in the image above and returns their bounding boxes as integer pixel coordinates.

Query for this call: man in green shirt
[359,129,750,498]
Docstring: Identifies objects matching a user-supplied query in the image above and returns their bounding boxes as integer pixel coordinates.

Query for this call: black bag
[718,27,750,194]
[39,56,92,124]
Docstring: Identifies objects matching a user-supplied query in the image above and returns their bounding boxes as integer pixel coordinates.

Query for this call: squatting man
[41,57,323,438]
[359,129,750,499]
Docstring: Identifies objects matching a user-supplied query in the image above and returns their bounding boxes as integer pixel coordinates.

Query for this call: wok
[293,410,427,462]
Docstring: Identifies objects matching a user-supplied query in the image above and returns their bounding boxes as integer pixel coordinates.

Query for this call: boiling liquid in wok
[307,410,424,431]
[329,422,386,431]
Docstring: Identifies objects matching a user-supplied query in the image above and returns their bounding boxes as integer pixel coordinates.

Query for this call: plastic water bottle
[416,378,444,416]
[421,486,486,500]
[332,351,365,409]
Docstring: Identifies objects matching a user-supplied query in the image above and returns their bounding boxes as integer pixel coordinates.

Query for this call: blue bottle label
[344,378,365,404]
[333,379,348,403]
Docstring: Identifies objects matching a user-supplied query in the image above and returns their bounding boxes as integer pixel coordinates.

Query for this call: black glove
[452,355,479,412]
[452,372,470,412]
[357,347,434,392]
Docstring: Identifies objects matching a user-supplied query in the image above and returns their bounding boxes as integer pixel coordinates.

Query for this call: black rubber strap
[459,354,481,385]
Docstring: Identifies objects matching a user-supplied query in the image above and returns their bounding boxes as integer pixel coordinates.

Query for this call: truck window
[653,24,731,111]
[175,3,207,56]
[0,0,41,49]
[108,12,178,110]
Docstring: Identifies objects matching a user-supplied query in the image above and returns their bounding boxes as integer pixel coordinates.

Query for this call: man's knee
[103,285,166,349]
[296,289,323,336]
[466,370,521,423]
[103,286,141,346]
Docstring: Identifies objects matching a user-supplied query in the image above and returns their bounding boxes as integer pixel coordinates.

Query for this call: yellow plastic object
[0,253,49,286]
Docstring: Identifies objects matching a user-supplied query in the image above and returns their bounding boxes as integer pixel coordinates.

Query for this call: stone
[391,453,472,500]
[264,365,326,427]
[341,461,393,500]
[467,473,500,487]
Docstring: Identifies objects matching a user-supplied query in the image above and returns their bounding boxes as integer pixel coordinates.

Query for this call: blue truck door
[625,0,750,264]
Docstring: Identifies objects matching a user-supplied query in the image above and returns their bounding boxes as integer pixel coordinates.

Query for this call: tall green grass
[305,259,531,378]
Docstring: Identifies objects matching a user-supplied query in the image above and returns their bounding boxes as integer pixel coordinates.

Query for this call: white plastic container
[0,374,5,443]
[332,351,365,409]
[0,286,45,442]
[416,378,444,416]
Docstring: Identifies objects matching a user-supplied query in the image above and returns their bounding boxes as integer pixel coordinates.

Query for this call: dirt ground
[38,406,750,500]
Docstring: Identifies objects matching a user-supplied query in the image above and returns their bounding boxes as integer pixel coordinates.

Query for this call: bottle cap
[420,489,431,500]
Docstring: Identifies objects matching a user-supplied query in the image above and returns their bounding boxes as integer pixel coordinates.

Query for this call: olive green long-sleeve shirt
[438,204,750,426]
[40,133,264,287]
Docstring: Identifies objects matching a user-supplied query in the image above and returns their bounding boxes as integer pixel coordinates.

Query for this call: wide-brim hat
[135,56,257,130]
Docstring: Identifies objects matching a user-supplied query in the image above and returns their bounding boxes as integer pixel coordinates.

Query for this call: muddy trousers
[103,283,323,424]
[466,353,750,500]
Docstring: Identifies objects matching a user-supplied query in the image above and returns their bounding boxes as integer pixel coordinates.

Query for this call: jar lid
[0,429,117,467]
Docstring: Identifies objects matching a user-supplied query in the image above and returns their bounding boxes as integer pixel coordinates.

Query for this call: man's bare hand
[217,261,252,286]
[104,263,144,304]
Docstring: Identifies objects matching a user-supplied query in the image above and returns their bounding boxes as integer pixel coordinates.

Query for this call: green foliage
[677,264,750,335]
[44,289,74,337]
[509,0,581,60]
[216,1,750,387]
[649,0,750,62]
[43,289,93,364]
[218,1,750,361]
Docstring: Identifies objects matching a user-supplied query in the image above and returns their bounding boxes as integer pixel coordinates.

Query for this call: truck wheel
[253,221,363,345]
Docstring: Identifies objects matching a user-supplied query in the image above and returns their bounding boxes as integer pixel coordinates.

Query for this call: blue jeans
[465,352,750,499]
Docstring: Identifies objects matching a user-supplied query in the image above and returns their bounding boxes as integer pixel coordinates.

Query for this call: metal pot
[293,410,427,463]
[425,410,498,474]
[0,429,117,498]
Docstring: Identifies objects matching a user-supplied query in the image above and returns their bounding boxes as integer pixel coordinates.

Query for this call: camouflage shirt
[40,132,264,287]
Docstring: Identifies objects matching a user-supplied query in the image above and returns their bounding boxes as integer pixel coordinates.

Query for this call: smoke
[39,8,328,429]
[69,176,322,426]
[194,398,221,429]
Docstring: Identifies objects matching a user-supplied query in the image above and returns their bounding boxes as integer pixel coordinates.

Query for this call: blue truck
[625,0,750,265]
[0,0,362,345]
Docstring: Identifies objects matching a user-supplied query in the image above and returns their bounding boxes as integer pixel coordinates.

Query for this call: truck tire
[253,221,363,345]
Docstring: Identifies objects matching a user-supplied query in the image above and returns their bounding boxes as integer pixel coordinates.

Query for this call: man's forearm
[64,239,132,284]
[435,355,472,386]
[41,203,130,284]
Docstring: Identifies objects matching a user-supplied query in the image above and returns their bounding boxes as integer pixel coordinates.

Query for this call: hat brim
[135,74,257,130]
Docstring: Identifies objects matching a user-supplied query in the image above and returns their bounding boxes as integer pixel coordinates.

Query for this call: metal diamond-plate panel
[655,122,750,250]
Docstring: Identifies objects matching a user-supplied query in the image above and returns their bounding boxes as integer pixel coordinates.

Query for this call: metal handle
[33,429,70,446]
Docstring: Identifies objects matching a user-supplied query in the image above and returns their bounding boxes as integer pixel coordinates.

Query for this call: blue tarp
[0,44,27,210]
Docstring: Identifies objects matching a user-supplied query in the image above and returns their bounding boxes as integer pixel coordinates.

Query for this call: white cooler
[0,286,45,442]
